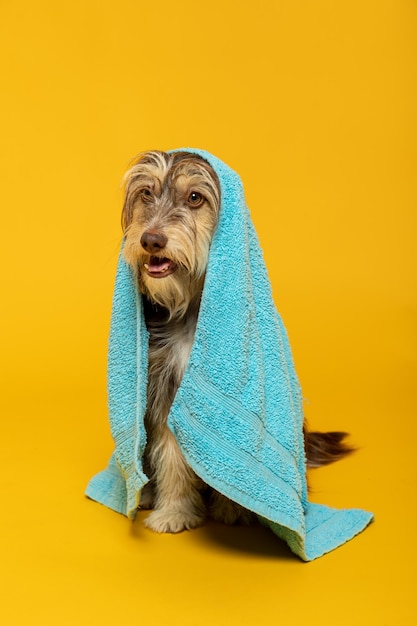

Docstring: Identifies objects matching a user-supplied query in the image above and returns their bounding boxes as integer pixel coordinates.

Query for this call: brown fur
[304,428,355,468]
[121,150,353,533]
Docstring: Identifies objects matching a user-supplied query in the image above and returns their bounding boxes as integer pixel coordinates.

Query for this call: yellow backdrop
[1,1,416,624]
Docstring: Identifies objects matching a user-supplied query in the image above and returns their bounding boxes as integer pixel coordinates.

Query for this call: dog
[121,150,353,533]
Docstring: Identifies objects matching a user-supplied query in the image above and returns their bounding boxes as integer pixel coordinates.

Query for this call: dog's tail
[304,427,355,468]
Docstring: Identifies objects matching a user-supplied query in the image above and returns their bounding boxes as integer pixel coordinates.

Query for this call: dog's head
[122,151,220,316]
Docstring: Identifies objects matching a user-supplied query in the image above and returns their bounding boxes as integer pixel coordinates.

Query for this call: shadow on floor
[197,519,298,561]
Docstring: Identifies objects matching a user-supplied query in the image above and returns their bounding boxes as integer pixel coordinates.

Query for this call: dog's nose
[140,230,168,253]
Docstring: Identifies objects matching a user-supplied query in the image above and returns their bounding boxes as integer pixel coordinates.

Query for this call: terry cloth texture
[85,148,373,560]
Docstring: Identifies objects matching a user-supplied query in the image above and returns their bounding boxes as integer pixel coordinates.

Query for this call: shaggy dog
[121,150,352,533]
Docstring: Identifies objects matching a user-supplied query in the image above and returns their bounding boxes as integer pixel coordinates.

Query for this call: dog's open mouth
[143,256,177,278]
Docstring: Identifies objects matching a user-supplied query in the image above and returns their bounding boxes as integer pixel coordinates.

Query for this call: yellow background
[1,1,416,624]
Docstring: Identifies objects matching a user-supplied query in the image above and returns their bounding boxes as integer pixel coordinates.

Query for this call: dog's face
[122,151,220,316]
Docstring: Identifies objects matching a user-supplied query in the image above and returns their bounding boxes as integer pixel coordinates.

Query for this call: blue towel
[86,148,373,560]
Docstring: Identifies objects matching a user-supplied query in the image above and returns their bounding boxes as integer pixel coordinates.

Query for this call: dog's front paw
[209,491,256,526]
[144,508,205,534]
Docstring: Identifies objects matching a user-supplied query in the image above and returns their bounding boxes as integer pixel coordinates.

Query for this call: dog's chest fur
[143,297,199,432]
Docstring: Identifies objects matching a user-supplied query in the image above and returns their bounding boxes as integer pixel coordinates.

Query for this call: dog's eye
[139,189,153,203]
[187,191,205,208]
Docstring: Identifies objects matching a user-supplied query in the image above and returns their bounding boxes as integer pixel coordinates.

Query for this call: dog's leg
[138,482,155,510]
[144,426,206,533]
[209,490,256,526]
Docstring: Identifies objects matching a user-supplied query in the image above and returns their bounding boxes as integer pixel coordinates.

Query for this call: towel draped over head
[86,148,373,560]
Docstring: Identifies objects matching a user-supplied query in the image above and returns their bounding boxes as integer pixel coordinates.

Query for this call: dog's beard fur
[121,150,354,534]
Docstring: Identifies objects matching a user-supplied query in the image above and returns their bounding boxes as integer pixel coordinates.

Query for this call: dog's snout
[140,230,168,253]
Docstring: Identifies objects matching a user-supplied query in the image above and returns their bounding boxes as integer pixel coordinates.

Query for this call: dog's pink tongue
[149,257,170,272]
